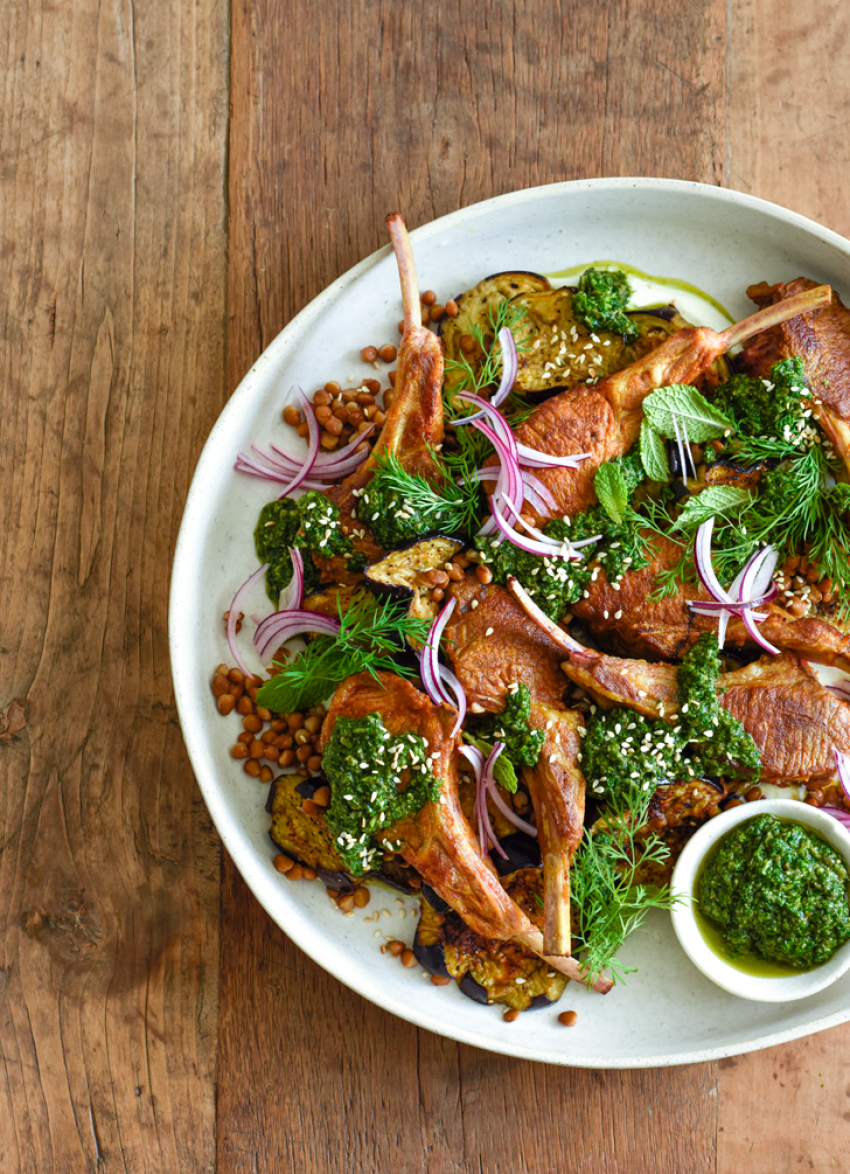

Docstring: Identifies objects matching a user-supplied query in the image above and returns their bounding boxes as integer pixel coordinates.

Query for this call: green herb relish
[698,815,850,969]
[356,478,439,549]
[710,357,810,451]
[475,519,592,621]
[322,713,442,875]
[474,684,545,776]
[572,268,639,343]
[581,635,760,798]
[255,492,354,602]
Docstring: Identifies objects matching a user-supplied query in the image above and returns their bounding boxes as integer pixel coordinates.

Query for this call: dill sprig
[570,785,679,987]
[444,299,528,409]
[255,591,431,714]
[369,446,483,537]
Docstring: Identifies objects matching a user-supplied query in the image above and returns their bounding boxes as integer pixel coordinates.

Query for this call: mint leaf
[643,384,735,442]
[672,486,752,531]
[639,420,671,482]
[464,734,519,794]
[594,461,629,525]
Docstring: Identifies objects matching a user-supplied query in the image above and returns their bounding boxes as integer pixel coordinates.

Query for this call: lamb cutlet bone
[320,671,612,992]
[317,214,445,583]
[511,284,832,526]
[508,577,850,784]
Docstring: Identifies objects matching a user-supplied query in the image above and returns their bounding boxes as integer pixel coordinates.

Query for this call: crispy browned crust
[319,671,530,940]
[719,654,850,782]
[572,533,850,671]
[560,647,680,719]
[442,577,569,712]
[740,277,850,475]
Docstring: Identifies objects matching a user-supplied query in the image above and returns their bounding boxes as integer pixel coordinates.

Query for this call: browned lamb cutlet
[317,213,445,584]
[570,533,850,672]
[738,277,850,475]
[508,579,850,784]
[439,576,585,955]
[524,703,585,956]
[505,284,831,526]
[319,671,612,990]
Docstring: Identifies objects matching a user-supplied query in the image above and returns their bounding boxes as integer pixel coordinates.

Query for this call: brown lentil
[387,370,397,387]
[447,563,464,582]
[325,380,342,395]
[387,939,405,957]
[459,334,477,354]
[237,731,253,745]
[558,1010,578,1027]
[445,299,459,317]
[725,796,744,809]
[264,746,280,763]
[249,740,265,759]
[301,866,317,881]
[320,433,340,450]
[295,745,313,763]
[258,765,274,784]
[431,588,445,603]
[279,749,295,767]
[307,755,323,772]
[228,668,245,684]
[744,786,763,802]
[217,693,236,716]
[429,304,445,322]
[296,421,310,440]
[503,1009,520,1023]
[401,949,417,968]
[313,785,331,807]
[431,974,451,986]
[421,289,437,306]
[236,695,254,716]
[363,378,381,394]
[360,345,378,363]
[243,713,263,734]
[475,564,494,585]
[337,893,356,913]
[787,598,807,618]
[283,405,302,427]
[231,743,249,759]
[805,788,825,807]
[273,853,294,873]
[353,887,370,908]
[243,759,261,778]
[313,388,331,406]
[212,674,230,697]
[378,344,397,363]
[286,864,304,881]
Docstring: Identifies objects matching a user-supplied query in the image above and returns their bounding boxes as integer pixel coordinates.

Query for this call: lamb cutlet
[571,533,850,672]
[317,213,445,583]
[508,284,830,526]
[510,580,848,784]
[441,577,586,955]
[320,671,611,989]
[739,277,850,476]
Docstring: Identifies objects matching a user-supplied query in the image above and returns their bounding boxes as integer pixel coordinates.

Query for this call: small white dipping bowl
[671,799,850,1003]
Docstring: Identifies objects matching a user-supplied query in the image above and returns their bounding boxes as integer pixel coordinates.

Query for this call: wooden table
[3,1,849,1169]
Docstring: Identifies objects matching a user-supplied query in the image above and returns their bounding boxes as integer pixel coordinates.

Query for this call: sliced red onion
[836,749,850,802]
[456,395,519,461]
[492,497,577,558]
[521,469,558,514]
[270,388,321,498]
[821,806,850,832]
[477,744,508,859]
[439,664,468,738]
[253,608,341,664]
[739,545,780,654]
[420,598,457,709]
[675,412,699,480]
[451,328,518,423]
[485,777,539,838]
[670,414,690,484]
[227,563,270,677]
[234,451,328,489]
[277,548,304,613]
[501,492,601,551]
[827,679,850,702]
[686,592,777,613]
[689,519,779,654]
[693,519,731,605]
[514,443,592,470]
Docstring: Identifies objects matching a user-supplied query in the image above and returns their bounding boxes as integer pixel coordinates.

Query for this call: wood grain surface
[2,0,850,1170]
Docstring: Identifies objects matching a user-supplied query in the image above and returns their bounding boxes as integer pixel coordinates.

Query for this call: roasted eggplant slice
[703,457,768,491]
[364,536,464,601]
[629,779,725,887]
[269,774,346,873]
[441,271,551,395]
[413,868,569,1010]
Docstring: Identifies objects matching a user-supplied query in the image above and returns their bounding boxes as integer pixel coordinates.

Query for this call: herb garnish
[359,447,481,545]
[469,684,545,792]
[571,783,678,986]
[255,591,431,713]
[444,299,527,405]
[572,268,639,342]
[255,491,354,601]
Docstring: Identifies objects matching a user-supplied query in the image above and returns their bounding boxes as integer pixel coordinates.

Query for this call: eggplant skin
[364,536,464,602]
[441,271,551,394]
[412,869,568,1010]
[628,779,726,888]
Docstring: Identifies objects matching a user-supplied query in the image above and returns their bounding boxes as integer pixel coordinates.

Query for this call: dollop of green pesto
[710,357,809,451]
[356,478,438,549]
[678,635,760,778]
[699,815,850,969]
[474,519,593,621]
[323,713,441,875]
[581,636,761,799]
[474,684,545,775]
[572,268,638,343]
[254,491,353,602]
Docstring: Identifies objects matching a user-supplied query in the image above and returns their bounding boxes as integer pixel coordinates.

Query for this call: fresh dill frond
[570,785,679,987]
[444,299,528,409]
[368,446,483,537]
[255,591,431,714]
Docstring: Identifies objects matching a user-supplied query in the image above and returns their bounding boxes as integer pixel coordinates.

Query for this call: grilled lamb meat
[524,703,586,955]
[505,285,830,526]
[571,533,850,672]
[318,214,445,583]
[739,277,850,476]
[441,575,568,712]
[319,671,611,990]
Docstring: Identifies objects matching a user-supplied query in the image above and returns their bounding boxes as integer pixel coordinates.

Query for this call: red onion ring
[439,664,468,738]
[689,519,779,654]
[276,548,304,613]
[821,806,850,832]
[227,562,270,677]
[451,327,518,424]
[514,444,592,470]
[835,749,850,802]
[253,608,341,664]
[420,598,457,708]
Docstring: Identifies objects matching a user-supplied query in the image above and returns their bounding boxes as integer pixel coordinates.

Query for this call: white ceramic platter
[170,178,850,1068]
